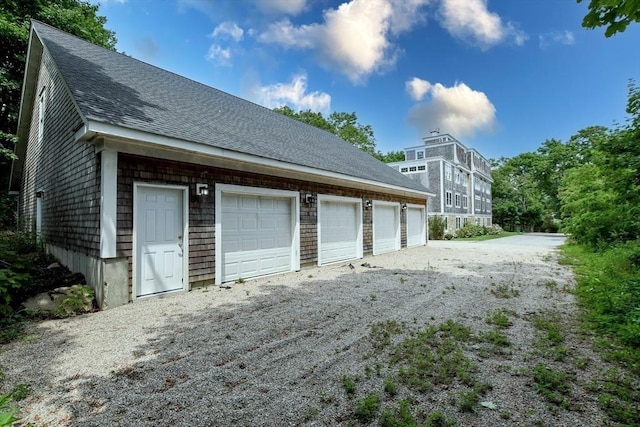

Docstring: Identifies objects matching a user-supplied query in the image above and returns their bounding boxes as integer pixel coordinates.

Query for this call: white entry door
[407,206,426,247]
[135,185,186,298]
[220,191,294,282]
[373,202,400,255]
[318,196,362,265]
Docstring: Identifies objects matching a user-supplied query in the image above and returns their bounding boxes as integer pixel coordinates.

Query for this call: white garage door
[373,202,400,255]
[219,189,296,283]
[407,206,425,247]
[318,197,362,265]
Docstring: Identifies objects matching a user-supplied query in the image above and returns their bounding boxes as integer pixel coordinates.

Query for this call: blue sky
[93,0,639,160]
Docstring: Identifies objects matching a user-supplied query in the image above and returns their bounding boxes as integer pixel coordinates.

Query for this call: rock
[46,262,61,269]
[22,292,62,314]
[22,285,94,316]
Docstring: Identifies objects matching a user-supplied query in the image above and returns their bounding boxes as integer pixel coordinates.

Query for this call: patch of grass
[424,410,456,427]
[8,384,30,401]
[300,407,318,423]
[379,399,416,427]
[532,363,572,409]
[490,283,520,298]
[391,321,478,391]
[342,375,356,398]
[481,328,511,348]
[383,376,398,396]
[485,309,511,328]
[457,390,479,412]
[595,367,640,425]
[369,320,406,351]
[538,279,558,291]
[354,393,380,423]
[531,312,568,361]
[455,231,518,241]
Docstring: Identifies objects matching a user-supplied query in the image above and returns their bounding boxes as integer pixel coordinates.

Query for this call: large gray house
[388,132,492,232]
[10,21,433,308]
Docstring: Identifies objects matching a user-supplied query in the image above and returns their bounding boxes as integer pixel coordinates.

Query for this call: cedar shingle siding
[117,154,425,288]
[20,50,100,256]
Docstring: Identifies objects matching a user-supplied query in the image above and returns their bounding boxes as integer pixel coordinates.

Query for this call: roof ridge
[31,19,341,142]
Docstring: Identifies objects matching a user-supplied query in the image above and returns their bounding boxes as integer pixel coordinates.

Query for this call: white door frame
[317,194,363,265]
[215,184,300,284]
[132,182,189,300]
[406,203,427,247]
[372,200,401,255]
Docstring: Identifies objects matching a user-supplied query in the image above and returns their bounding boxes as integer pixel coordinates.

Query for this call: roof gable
[30,21,428,195]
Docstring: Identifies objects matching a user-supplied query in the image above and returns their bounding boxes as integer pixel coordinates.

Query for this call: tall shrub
[428,216,446,240]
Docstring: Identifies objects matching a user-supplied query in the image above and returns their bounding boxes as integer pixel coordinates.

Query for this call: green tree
[273,106,378,155]
[0,0,115,227]
[374,150,404,163]
[559,82,640,246]
[577,0,640,37]
[534,128,602,218]
[491,153,545,231]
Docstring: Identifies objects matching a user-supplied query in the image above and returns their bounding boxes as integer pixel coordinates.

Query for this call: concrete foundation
[46,244,129,309]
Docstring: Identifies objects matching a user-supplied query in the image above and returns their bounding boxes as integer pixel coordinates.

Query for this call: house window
[463,217,468,226]
[38,88,46,142]
[445,164,452,181]
[455,193,460,208]
[462,195,468,209]
[409,166,417,172]
[417,151,424,159]
[463,174,468,187]
[455,217,461,229]
[445,191,452,206]
[417,165,426,171]
[476,218,481,225]
[400,167,408,173]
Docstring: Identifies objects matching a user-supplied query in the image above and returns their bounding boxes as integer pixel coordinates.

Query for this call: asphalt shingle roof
[32,21,428,194]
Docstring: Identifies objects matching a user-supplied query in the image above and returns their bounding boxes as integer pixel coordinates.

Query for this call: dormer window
[416,151,424,159]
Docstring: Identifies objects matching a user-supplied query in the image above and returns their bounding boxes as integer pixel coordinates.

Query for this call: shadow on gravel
[9,257,579,426]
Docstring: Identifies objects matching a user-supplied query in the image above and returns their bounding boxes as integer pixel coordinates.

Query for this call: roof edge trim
[78,120,434,198]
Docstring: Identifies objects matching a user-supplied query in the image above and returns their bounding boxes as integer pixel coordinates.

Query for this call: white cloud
[406,77,432,101]
[407,80,496,138]
[539,30,575,49]
[211,21,244,42]
[258,0,431,83]
[256,0,307,15]
[253,73,331,113]
[206,44,232,66]
[439,0,527,49]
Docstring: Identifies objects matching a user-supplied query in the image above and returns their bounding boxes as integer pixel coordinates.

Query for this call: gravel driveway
[0,234,610,426]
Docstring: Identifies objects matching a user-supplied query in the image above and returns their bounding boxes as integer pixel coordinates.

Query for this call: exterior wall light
[401,203,407,211]
[35,189,45,198]
[305,194,315,204]
[196,183,209,196]
[365,200,372,209]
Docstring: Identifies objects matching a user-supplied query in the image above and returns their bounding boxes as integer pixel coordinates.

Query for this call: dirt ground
[0,236,612,426]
